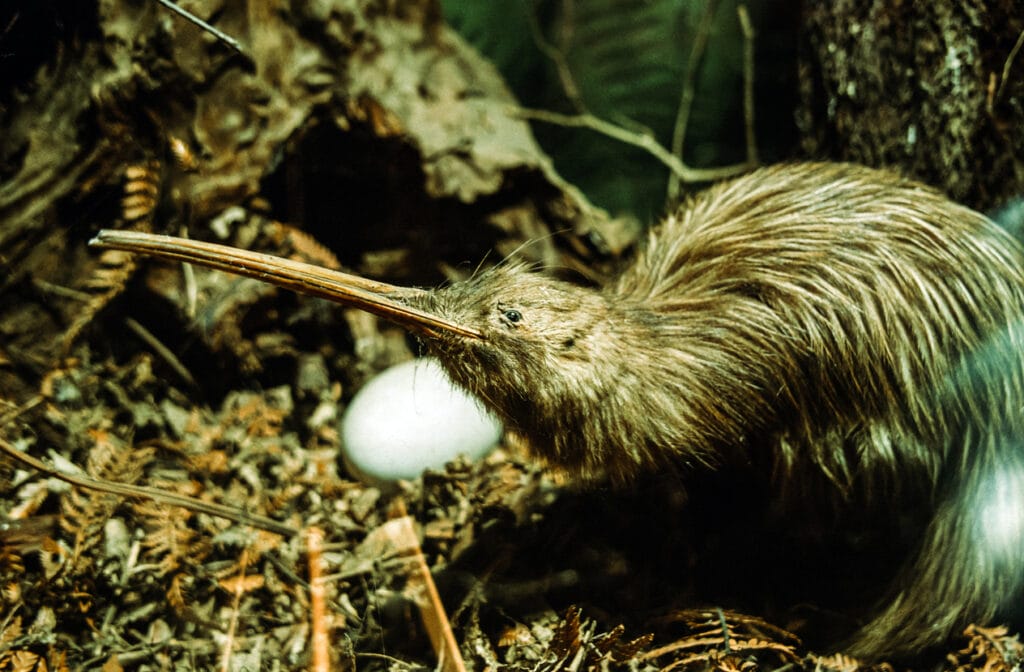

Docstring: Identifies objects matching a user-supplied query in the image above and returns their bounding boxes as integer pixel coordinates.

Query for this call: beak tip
[89,230,116,249]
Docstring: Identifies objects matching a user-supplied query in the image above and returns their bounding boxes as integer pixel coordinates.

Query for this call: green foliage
[439,0,544,93]
[442,0,773,222]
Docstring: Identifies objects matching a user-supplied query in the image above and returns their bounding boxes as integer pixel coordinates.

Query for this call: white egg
[341,357,503,483]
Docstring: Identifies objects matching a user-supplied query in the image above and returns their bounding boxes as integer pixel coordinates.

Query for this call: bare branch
[738,4,759,166]
[0,436,299,537]
[668,1,719,201]
[516,107,754,184]
[152,0,248,58]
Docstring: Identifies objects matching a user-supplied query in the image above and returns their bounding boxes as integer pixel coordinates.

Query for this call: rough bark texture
[798,0,1024,211]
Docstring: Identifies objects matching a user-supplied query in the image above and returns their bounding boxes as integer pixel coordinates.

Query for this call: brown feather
[417,163,1024,657]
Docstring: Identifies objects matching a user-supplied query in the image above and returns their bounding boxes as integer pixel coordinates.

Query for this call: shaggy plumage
[419,162,1024,657]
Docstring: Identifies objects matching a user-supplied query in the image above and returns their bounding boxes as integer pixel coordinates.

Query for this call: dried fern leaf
[133,498,211,576]
[59,431,154,575]
[0,614,23,647]
[62,160,161,352]
[267,221,342,270]
[7,649,40,672]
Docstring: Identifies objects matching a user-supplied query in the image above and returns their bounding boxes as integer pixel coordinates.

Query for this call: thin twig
[516,108,753,183]
[180,226,199,320]
[526,0,586,111]
[355,652,418,666]
[124,317,198,389]
[151,0,248,57]
[737,5,759,166]
[387,499,467,672]
[996,28,1024,104]
[308,526,330,672]
[31,277,92,302]
[0,395,43,429]
[218,546,249,672]
[0,436,298,537]
[717,607,731,654]
[668,1,719,201]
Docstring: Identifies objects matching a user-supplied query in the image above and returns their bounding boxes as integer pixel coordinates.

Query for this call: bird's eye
[503,309,523,324]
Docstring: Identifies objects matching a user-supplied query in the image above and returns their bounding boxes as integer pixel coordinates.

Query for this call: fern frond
[59,432,154,575]
[62,160,162,352]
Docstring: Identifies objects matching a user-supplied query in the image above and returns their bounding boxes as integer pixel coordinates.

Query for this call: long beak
[89,230,484,340]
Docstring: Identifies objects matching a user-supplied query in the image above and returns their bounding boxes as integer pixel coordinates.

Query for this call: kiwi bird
[91,162,1024,658]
